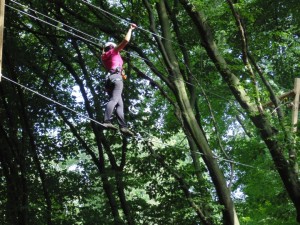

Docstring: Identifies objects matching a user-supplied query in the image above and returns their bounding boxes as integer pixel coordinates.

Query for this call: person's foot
[120,127,134,136]
[102,122,118,130]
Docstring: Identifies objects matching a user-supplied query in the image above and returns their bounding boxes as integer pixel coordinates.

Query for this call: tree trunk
[173,77,240,225]
[0,89,29,225]
[115,173,135,225]
[153,1,240,224]
[179,0,300,222]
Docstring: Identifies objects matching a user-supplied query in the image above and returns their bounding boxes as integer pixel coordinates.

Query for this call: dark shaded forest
[1,0,300,224]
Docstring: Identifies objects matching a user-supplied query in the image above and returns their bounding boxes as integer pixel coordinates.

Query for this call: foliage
[0,0,300,224]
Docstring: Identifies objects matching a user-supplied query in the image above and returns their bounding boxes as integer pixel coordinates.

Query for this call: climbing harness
[105,66,124,83]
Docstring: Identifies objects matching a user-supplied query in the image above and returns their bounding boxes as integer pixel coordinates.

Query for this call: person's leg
[104,75,123,123]
[113,81,134,136]
[103,87,118,129]
[117,100,134,136]
[104,75,133,135]
[115,95,127,127]
[109,78,127,127]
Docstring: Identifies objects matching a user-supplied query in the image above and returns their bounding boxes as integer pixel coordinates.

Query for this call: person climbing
[101,23,137,136]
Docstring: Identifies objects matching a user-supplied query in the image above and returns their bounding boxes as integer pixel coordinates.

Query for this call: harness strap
[111,78,123,83]
[105,66,122,80]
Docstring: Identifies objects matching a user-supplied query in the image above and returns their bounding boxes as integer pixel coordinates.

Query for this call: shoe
[120,127,134,136]
[102,122,118,130]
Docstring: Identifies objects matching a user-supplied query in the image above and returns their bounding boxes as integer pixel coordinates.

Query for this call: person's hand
[130,23,137,30]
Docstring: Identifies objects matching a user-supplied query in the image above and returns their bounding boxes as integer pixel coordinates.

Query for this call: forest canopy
[1,0,300,224]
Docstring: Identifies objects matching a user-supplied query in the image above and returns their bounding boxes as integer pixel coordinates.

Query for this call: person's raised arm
[115,23,137,52]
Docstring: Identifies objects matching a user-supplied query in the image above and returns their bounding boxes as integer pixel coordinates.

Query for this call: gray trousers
[104,73,127,127]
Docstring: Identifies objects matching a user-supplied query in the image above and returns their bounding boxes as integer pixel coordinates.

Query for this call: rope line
[79,0,182,47]
[7,1,208,91]
[7,1,158,64]
[6,4,100,46]
[2,73,253,168]
[1,75,253,169]
[138,131,255,168]
[11,0,100,43]
[8,0,238,102]
[5,1,252,169]
[2,75,104,126]
[6,0,238,123]
[79,0,129,25]
[212,154,255,168]
[77,0,237,100]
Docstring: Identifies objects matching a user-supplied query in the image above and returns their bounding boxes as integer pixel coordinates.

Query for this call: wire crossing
[1,74,255,168]
[8,1,159,64]
[2,75,104,126]
[6,4,100,46]
[11,0,99,43]
[79,0,182,46]
[3,1,255,169]
[7,0,204,88]
[6,0,237,123]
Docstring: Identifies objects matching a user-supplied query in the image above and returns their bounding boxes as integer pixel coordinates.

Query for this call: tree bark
[152,1,240,224]
[179,0,300,222]
[1,52,32,224]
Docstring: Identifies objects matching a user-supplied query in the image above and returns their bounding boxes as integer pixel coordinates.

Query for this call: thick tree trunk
[101,174,124,225]
[115,173,135,225]
[173,78,239,225]
[153,1,240,224]
[251,114,300,223]
[0,128,29,225]
[15,73,53,225]
[0,73,29,225]
[179,0,300,222]
[46,38,126,224]
[0,147,20,225]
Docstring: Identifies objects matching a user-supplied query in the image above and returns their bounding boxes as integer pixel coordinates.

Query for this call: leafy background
[0,0,300,224]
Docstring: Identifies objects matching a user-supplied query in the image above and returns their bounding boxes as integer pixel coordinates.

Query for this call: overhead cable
[2,75,105,126]
[6,3,100,46]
